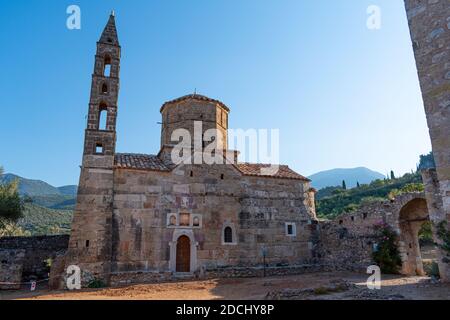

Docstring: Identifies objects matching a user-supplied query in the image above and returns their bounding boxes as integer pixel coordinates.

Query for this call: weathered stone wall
[0,235,69,287]
[160,97,229,151]
[422,168,450,278]
[404,0,450,281]
[0,249,25,290]
[317,193,431,275]
[110,163,317,274]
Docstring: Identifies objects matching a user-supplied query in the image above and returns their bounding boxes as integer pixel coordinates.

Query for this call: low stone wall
[0,235,69,283]
[204,264,332,278]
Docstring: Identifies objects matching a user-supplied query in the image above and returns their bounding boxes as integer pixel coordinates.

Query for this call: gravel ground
[1,272,449,300]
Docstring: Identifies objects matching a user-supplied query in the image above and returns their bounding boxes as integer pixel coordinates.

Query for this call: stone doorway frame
[169,229,198,273]
[397,198,430,276]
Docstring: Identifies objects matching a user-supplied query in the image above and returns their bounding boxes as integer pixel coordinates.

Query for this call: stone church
[64,13,318,284]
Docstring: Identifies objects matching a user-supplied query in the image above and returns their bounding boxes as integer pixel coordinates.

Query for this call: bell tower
[84,12,120,159]
[64,13,120,285]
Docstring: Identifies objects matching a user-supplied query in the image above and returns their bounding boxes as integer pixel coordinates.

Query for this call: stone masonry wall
[110,163,317,275]
[318,193,430,275]
[0,235,69,286]
[0,249,25,290]
[404,0,450,281]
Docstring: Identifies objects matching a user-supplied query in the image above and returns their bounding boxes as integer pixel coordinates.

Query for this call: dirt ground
[1,271,449,300]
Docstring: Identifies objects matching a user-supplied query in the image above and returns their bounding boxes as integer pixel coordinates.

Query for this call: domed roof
[160,94,230,113]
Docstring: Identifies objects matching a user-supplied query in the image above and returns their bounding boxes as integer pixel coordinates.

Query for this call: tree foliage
[0,165,24,222]
[418,152,436,170]
[390,170,395,180]
[316,171,422,218]
[372,222,402,274]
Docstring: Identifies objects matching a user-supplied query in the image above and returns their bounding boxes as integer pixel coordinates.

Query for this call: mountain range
[0,173,77,210]
[307,167,385,190]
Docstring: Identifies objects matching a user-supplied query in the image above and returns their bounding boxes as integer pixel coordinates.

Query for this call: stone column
[422,169,450,280]
[404,0,450,281]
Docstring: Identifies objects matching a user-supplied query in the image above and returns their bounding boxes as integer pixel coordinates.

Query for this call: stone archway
[397,198,430,276]
[169,229,198,273]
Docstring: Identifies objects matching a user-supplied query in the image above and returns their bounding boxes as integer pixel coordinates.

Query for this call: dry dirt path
[1,272,449,300]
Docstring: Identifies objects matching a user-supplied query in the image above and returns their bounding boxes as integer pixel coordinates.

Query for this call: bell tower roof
[99,12,119,46]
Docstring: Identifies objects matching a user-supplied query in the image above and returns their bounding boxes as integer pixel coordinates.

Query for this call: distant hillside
[0,173,77,210]
[18,204,73,236]
[315,171,423,219]
[308,167,385,190]
[57,185,78,197]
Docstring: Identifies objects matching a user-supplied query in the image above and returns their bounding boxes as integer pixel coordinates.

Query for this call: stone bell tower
[64,12,120,285]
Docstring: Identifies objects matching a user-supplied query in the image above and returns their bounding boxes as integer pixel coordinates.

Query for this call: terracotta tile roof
[115,153,309,181]
[160,94,230,112]
[115,153,170,171]
[236,163,310,181]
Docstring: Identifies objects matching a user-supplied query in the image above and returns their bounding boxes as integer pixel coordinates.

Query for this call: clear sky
[0,0,431,186]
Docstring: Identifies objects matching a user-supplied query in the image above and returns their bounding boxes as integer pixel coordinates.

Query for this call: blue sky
[0,0,431,186]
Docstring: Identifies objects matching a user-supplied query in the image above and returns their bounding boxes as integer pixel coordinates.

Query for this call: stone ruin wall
[317,192,432,275]
[0,235,69,289]
[318,174,450,281]
[404,0,450,280]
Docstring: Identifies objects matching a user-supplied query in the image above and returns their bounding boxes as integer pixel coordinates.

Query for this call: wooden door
[176,235,191,272]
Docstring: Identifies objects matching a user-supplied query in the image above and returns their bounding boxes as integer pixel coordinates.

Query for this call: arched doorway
[176,235,191,272]
[398,198,431,276]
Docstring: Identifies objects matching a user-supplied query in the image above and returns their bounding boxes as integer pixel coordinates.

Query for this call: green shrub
[418,221,434,245]
[88,278,106,288]
[423,261,440,279]
[0,179,23,221]
[372,222,402,274]
[436,221,450,254]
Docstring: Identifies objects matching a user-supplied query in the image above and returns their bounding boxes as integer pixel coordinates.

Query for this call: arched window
[193,216,200,227]
[98,103,108,130]
[101,83,108,94]
[103,55,111,77]
[224,226,233,243]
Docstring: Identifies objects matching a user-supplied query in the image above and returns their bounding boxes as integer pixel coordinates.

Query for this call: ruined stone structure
[318,192,432,276]
[0,235,69,289]
[62,14,318,286]
[404,0,450,280]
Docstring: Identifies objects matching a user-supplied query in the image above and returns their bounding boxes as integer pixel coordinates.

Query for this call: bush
[388,183,424,199]
[88,278,107,288]
[436,221,450,254]
[0,218,31,237]
[423,261,440,279]
[372,222,402,274]
[0,179,23,221]
[419,221,433,246]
